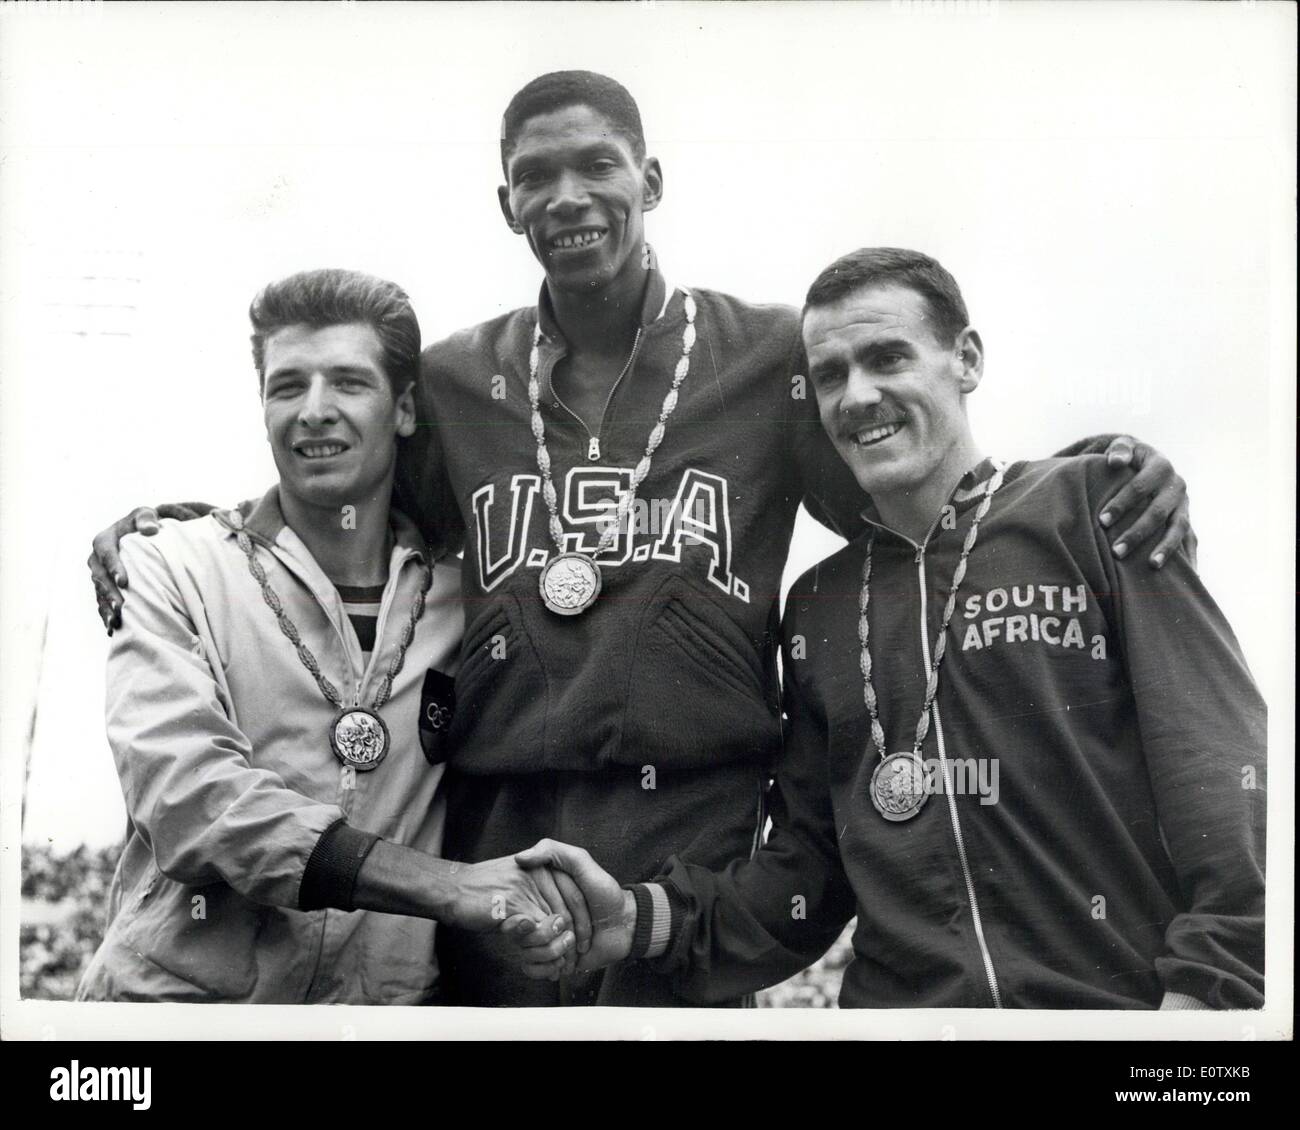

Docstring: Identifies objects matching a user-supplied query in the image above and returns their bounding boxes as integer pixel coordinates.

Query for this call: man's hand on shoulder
[89,503,217,633]
[1093,436,1195,570]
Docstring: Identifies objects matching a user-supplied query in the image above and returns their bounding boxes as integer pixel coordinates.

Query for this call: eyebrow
[511,140,626,171]
[859,336,915,357]
[809,337,917,379]
[264,364,379,382]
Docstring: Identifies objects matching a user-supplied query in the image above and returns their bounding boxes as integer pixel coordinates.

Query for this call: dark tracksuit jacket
[405,264,864,777]
[633,456,1265,1009]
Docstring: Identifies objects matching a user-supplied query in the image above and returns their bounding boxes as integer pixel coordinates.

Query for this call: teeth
[552,230,603,249]
[299,443,346,458]
[853,423,901,446]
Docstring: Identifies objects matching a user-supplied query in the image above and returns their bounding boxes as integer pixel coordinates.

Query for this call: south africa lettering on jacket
[471,466,749,602]
[961,582,1110,659]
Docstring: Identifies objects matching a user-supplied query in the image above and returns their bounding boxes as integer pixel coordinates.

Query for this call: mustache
[838,406,905,434]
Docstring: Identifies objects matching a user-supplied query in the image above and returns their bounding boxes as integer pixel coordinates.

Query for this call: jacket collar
[858,456,1012,531]
[950,456,1003,508]
[214,484,429,562]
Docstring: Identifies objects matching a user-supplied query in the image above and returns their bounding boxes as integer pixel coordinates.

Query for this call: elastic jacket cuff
[298,820,381,911]
[1159,990,1213,1010]
[626,882,681,960]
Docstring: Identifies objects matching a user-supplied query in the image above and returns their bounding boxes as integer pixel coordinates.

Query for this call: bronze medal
[329,707,390,771]
[858,462,1008,826]
[869,752,928,822]
[539,552,602,616]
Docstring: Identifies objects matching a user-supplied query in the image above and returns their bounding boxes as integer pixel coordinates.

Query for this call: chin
[550,259,615,293]
[280,474,358,510]
[840,448,922,498]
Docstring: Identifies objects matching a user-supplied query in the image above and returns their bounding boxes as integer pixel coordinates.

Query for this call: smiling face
[803,283,982,501]
[261,322,415,512]
[498,103,661,296]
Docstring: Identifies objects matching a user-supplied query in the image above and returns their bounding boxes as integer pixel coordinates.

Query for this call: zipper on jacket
[914,542,1004,1008]
[549,326,645,462]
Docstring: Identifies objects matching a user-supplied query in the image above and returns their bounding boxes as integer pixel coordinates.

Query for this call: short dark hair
[249,268,420,394]
[500,70,646,174]
[803,248,970,347]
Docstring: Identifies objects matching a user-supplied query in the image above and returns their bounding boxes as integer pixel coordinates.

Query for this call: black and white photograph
[0,0,1293,1063]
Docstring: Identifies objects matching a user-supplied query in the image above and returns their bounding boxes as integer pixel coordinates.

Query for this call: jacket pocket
[657,600,764,702]
[622,574,780,769]
[116,876,261,1001]
[454,605,510,690]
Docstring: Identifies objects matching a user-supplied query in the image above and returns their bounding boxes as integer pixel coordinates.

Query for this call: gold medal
[539,552,602,615]
[527,290,697,616]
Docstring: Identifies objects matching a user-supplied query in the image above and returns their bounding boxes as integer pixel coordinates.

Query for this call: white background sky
[1,1,1294,865]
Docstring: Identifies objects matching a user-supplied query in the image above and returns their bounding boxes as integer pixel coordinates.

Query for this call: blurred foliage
[22,842,853,1006]
[21,842,119,1001]
[22,841,119,903]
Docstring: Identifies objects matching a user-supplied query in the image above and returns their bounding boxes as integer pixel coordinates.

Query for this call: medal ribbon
[528,290,697,558]
[229,510,432,712]
[858,462,1007,762]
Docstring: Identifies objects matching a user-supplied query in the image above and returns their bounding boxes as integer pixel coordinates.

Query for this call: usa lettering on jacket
[471,465,749,602]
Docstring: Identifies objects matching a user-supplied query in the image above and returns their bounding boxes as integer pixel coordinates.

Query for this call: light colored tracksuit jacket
[77,487,463,1004]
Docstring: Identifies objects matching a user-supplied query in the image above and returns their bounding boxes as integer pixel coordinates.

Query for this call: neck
[279,479,395,587]
[874,433,986,544]
[545,249,649,353]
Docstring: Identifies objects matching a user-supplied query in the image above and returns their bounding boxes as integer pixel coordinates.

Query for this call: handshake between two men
[510,842,633,981]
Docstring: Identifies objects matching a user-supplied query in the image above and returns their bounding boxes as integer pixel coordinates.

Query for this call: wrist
[350,839,453,922]
[615,888,637,961]
[424,857,465,924]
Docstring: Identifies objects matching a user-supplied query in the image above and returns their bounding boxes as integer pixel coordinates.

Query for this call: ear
[498,184,524,234]
[953,328,984,395]
[640,156,664,214]
[395,382,417,437]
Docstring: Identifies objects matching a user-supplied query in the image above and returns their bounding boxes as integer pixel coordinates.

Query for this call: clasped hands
[459,841,631,980]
